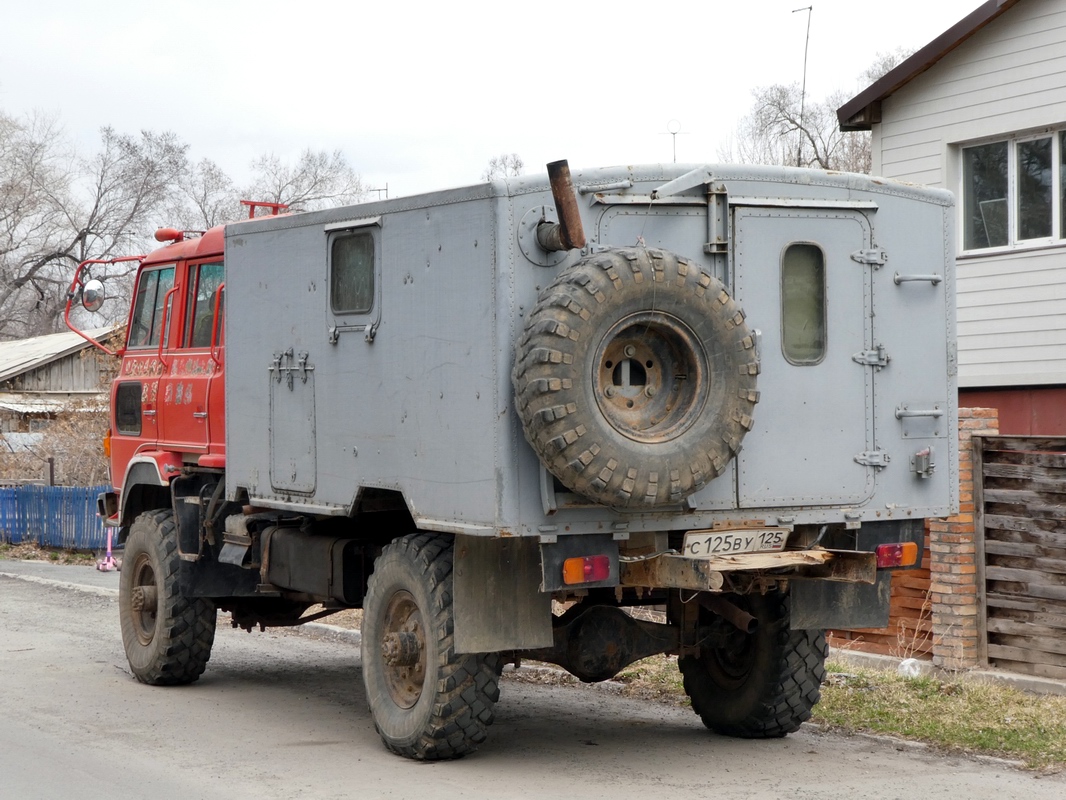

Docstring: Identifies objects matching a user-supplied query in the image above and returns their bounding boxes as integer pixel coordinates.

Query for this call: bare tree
[0,117,189,338]
[482,153,524,181]
[243,149,365,212]
[170,158,239,230]
[719,84,870,171]
[2,113,370,341]
[858,46,915,88]
[0,111,73,339]
[719,49,914,173]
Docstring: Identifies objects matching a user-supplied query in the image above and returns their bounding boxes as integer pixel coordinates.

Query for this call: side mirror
[82,279,105,313]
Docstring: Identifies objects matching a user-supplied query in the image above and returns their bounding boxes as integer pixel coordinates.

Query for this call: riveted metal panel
[733,209,874,507]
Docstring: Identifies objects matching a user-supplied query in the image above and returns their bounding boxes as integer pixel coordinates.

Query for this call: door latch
[852,344,890,369]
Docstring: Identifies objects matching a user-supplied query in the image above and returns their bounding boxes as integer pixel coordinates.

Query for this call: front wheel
[118,509,216,685]
[678,590,825,738]
[361,533,502,760]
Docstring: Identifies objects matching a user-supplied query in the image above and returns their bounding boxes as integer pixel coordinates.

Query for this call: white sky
[1,0,981,200]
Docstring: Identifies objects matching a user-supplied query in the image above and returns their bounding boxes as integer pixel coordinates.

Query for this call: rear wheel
[678,591,825,738]
[119,509,216,685]
[362,533,502,760]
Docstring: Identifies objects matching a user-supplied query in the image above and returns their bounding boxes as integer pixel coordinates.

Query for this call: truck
[66,160,958,760]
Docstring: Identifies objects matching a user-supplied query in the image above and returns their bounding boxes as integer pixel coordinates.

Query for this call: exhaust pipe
[698,594,759,634]
[538,160,586,252]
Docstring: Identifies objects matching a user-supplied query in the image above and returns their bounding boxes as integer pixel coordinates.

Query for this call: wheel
[678,591,825,738]
[118,509,216,685]
[513,246,758,508]
[362,533,502,760]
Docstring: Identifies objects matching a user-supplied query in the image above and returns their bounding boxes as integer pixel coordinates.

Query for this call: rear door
[732,207,875,508]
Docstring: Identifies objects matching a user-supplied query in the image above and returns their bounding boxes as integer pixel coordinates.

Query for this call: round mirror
[81,279,105,313]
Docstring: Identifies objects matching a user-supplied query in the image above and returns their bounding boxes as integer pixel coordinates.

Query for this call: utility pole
[793,6,813,167]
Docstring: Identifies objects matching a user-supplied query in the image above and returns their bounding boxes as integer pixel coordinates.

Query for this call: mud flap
[453,535,552,653]
[789,571,892,630]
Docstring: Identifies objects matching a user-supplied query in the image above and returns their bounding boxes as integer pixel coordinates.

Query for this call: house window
[962,132,1066,251]
[963,142,1007,249]
[780,243,826,366]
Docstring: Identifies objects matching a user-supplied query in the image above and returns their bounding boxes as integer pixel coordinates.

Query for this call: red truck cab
[66,226,226,528]
[111,226,227,484]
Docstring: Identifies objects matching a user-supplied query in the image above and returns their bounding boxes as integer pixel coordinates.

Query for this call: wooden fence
[977,435,1066,681]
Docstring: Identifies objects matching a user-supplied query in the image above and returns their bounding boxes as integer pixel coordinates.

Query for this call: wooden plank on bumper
[619,549,876,591]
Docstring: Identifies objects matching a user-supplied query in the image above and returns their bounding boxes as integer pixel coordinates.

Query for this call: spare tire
[513,247,758,508]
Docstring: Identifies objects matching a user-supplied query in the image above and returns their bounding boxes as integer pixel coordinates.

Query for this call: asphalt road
[2,560,1065,800]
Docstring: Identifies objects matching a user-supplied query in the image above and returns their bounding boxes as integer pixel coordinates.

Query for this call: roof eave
[836,0,1023,131]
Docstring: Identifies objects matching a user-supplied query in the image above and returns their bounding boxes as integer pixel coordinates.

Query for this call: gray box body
[224,164,958,536]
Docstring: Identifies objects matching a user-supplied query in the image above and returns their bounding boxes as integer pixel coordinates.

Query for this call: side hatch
[732,206,876,508]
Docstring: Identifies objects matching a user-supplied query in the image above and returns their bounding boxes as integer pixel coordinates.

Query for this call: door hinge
[851,247,888,267]
[854,450,890,469]
[852,344,890,369]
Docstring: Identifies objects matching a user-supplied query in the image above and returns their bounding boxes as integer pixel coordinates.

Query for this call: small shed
[0,327,118,434]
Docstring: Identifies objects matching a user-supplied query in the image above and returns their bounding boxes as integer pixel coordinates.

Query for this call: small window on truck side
[115,381,142,435]
[780,243,826,365]
[330,231,374,314]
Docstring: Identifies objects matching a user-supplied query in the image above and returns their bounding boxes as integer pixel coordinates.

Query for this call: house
[838,0,1066,434]
[0,327,118,434]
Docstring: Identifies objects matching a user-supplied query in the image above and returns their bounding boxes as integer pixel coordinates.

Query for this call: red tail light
[562,555,611,585]
[876,541,919,568]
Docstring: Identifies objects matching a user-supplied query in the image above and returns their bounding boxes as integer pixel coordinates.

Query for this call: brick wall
[928,407,998,669]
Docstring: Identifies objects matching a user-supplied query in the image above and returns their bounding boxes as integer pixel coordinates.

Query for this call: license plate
[682,528,790,558]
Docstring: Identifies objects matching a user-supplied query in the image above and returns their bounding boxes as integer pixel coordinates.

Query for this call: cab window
[185,262,224,348]
[128,266,176,348]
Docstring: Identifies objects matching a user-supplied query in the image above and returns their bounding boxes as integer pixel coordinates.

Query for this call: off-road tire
[119,509,216,685]
[362,533,502,760]
[513,246,758,508]
[678,591,825,738]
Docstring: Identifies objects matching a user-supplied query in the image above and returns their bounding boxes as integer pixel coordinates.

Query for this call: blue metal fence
[0,485,111,549]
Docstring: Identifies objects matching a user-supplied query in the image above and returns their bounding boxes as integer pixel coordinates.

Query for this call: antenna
[793,6,813,167]
[369,184,389,200]
[661,120,684,163]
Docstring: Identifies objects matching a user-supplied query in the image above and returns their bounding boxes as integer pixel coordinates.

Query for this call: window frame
[127,265,176,350]
[183,260,225,349]
[779,241,828,367]
[960,130,1066,254]
[329,230,375,315]
[324,216,381,340]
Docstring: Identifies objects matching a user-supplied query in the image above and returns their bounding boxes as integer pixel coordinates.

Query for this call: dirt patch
[306,605,363,630]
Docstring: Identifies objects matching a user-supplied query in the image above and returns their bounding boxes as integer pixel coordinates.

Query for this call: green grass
[816,661,1066,770]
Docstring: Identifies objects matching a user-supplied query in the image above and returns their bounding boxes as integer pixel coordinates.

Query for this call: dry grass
[0,541,96,565]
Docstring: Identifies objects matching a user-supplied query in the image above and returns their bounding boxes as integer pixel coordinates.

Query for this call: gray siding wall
[870,0,1066,387]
